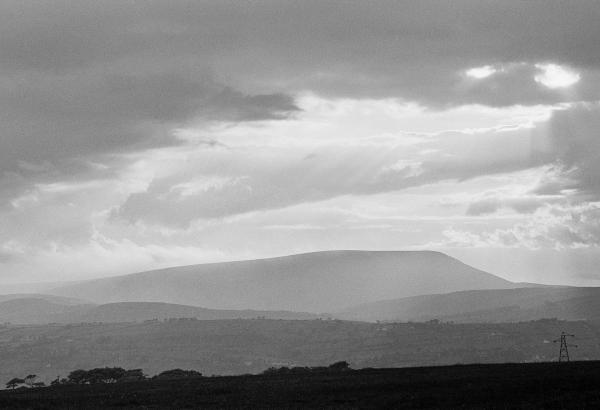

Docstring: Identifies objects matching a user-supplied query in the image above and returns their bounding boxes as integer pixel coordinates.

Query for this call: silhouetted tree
[153,369,202,380]
[23,375,37,387]
[118,369,146,382]
[67,369,88,384]
[328,361,350,371]
[88,367,126,384]
[262,361,352,375]
[67,367,130,384]
[6,378,24,389]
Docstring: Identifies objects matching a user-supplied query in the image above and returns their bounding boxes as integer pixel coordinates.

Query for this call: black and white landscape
[1,250,600,381]
[1,1,600,408]
[2,250,600,324]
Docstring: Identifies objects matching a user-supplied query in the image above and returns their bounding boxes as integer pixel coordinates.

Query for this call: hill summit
[48,250,516,312]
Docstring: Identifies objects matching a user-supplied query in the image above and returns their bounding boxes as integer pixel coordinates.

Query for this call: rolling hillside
[0,298,89,324]
[0,298,320,324]
[0,294,90,305]
[48,250,517,312]
[67,302,319,323]
[336,286,600,323]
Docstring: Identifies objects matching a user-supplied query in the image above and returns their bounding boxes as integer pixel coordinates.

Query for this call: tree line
[6,367,203,389]
[5,362,351,389]
[261,361,351,375]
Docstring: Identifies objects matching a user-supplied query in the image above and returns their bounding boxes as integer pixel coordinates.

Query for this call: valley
[0,318,596,384]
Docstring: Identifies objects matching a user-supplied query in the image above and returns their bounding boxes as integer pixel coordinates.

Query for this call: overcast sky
[2,0,600,285]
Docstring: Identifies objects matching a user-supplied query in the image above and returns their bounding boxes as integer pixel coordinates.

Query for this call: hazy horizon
[2,1,600,287]
[0,249,573,289]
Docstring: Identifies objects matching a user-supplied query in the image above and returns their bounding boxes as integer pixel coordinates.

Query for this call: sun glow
[534,64,580,89]
[465,65,497,79]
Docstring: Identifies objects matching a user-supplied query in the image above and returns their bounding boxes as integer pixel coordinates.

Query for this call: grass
[1,361,600,409]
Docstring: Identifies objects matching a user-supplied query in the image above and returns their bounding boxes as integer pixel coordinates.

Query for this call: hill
[0,294,90,305]
[336,287,600,322]
[0,298,90,324]
[47,250,517,312]
[0,298,319,324]
[65,302,319,323]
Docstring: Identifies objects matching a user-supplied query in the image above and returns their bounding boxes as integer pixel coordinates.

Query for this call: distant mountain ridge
[0,298,320,324]
[47,250,518,312]
[0,293,90,305]
[0,298,89,324]
[335,286,600,323]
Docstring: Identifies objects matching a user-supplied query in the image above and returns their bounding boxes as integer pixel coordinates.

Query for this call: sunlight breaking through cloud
[534,64,581,89]
[465,65,497,79]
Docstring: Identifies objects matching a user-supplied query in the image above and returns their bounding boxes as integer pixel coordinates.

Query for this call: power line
[553,332,577,362]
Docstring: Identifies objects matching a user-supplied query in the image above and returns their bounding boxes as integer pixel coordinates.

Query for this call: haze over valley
[2,250,600,326]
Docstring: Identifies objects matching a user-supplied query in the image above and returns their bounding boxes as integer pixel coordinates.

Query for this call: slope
[0,299,319,324]
[48,250,516,313]
[336,286,600,322]
[65,302,320,323]
[0,298,90,324]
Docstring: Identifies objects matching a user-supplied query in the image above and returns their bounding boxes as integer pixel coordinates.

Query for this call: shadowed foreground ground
[1,361,599,409]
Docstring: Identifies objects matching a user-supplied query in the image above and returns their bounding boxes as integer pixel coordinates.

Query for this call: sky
[2,0,600,285]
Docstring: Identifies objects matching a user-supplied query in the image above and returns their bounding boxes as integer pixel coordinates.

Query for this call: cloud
[111,95,600,228]
[3,1,600,282]
[0,70,297,173]
[2,1,600,110]
[536,103,600,199]
[112,120,547,226]
[444,202,600,250]
[435,101,600,250]
[11,93,593,234]
[466,65,498,80]
[432,102,600,218]
[534,64,581,89]
[466,196,547,216]
[2,0,598,201]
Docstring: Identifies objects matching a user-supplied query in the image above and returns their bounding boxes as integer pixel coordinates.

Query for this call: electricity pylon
[553,332,577,362]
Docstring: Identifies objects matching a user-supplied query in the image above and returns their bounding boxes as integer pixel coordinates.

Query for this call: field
[1,361,600,409]
[0,318,599,382]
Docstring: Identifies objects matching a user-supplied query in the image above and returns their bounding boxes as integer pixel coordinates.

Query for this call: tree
[23,375,37,387]
[90,367,126,383]
[153,369,202,380]
[67,369,88,384]
[118,369,146,383]
[67,367,128,384]
[328,361,350,371]
[6,378,24,389]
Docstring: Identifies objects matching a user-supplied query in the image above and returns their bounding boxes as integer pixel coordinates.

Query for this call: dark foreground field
[2,361,600,409]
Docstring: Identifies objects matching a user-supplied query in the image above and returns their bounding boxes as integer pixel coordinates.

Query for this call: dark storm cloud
[0,0,301,176]
[2,0,599,170]
[0,69,297,172]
